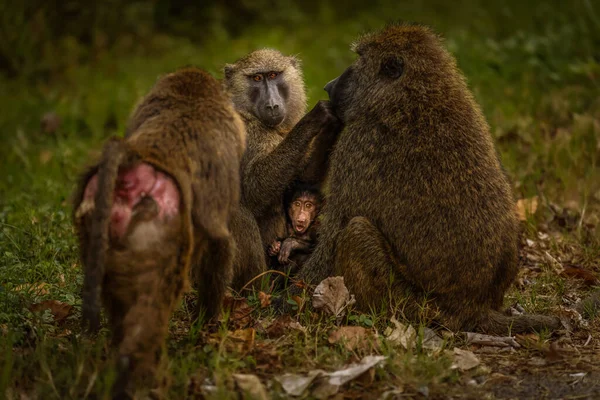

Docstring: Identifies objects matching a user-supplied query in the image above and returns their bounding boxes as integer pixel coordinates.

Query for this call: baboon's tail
[477,310,561,335]
[82,138,127,332]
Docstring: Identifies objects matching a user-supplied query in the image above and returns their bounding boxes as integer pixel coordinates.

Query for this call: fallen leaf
[463,332,521,348]
[274,356,386,397]
[384,316,416,350]
[516,197,538,221]
[233,374,268,400]
[14,282,49,296]
[258,291,271,308]
[265,315,306,338]
[421,327,444,353]
[312,277,355,320]
[39,150,53,164]
[275,370,324,397]
[451,348,480,371]
[328,326,378,351]
[226,328,255,353]
[29,300,72,323]
[560,266,599,286]
[222,294,253,328]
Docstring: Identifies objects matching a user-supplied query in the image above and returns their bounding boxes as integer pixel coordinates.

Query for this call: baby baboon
[269,183,323,274]
[73,67,245,394]
[297,23,560,334]
[224,49,341,287]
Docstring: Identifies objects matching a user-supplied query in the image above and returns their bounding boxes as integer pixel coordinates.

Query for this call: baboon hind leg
[193,233,235,323]
[334,217,432,320]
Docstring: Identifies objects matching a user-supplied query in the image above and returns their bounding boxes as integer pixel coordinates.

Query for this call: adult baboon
[224,49,341,285]
[73,67,245,394]
[296,23,560,334]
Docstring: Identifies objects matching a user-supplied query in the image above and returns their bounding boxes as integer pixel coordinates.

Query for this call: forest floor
[1,1,599,399]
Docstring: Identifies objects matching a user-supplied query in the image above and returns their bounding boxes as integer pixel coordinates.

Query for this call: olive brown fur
[73,67,246,393]
[224,49,341,286]
[297,23,560,334]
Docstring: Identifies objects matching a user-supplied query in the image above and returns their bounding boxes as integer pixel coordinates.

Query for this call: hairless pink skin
[82,163,180,239]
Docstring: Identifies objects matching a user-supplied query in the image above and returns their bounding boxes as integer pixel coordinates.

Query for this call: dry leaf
[39,150,53,164]
[421,327,444,353]
[560,266,599,286]
[384,316,416,350]
[29,300,72,323]
[233,374,268,400]
[14,282,49,296]
[274,356,386,398]
[516,196,538,221]
[265,315,306,338]
[464,332,520,348]
[226,328,255,353]
[222,294,253,328]
[258,291,271,308]
[451,348,480,371]
[312,277,355,319]
[328,326,378,351]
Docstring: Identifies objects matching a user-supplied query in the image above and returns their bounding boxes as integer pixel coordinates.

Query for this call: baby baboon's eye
[268,72,278,79]
[380,57,404,79]
[252,74,263,82]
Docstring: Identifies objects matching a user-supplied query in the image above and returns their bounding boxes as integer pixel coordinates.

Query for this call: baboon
[223,49,341,287]
[296,23,560,334]
[73,67,245,394]
[269,183,322,274]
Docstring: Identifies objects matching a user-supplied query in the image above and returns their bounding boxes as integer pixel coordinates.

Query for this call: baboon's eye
[268,72,278,79]
[380,57,404,79]
[252,74,263,82]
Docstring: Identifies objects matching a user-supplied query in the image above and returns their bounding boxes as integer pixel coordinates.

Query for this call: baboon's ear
[224,64,235,80]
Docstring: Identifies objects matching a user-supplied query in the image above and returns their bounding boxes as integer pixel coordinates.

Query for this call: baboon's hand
[305,100,342,135]
[278,239,294,264]
[268,240,281,256]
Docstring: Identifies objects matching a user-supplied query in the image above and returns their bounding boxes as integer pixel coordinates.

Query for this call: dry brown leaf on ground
[383,316,416,350]
[516,196,538,221]
[560,266,599,286]
[233,374,268,400]
[265,314,306,338]
[14,283,49,296]
[29,300,72,323]
[258,291,272,308]
[225,328,255,353]
[221,294,254,328]
[463,332,521,348]
[312,277,356,320]
[421,327,445,353]
[451,348,481,371]
[274,355,386,398]
[328,326,379,352]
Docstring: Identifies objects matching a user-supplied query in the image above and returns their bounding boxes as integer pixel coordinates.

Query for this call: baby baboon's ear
[224,64,236,80]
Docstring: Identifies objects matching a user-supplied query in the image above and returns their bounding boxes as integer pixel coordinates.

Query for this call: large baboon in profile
[73,67,245,394]
[223,49,341,286]
[296,23,560,334]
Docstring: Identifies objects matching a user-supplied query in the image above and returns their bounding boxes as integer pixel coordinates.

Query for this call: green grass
[1,0,600,398]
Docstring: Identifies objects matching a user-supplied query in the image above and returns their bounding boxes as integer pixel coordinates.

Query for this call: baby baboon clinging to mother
[223,49,341,287]
[269,183,323,274]
[295,23,560,334]
[73,67,245,394]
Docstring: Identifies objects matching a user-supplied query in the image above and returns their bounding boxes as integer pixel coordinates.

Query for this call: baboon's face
[247,71,288,127]
[287,192,320,234]
[224,49,306,130]
[325,25,450,123]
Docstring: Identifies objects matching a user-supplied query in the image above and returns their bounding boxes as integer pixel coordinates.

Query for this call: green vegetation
[1,0,599,398]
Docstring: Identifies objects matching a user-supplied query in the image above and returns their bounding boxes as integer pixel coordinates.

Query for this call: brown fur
[223,49,341,286]
[73,67,245,393]
[297,23,560,334]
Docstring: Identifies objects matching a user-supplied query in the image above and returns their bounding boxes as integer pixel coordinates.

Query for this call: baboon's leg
[194,233,235,323]
[334,217,437,321]
[229,207,266,290]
